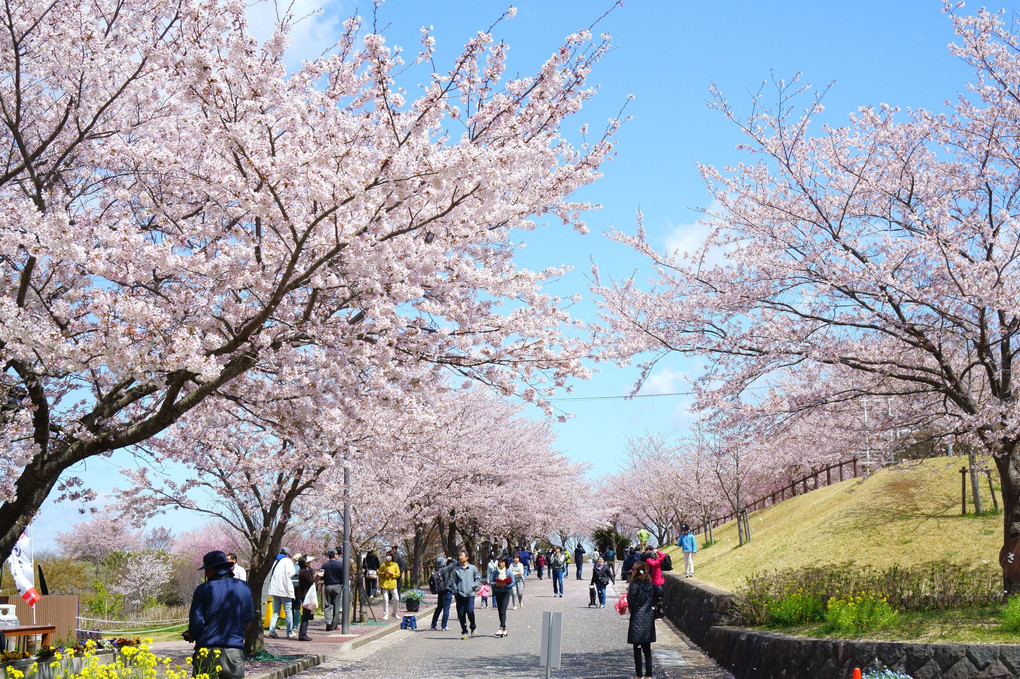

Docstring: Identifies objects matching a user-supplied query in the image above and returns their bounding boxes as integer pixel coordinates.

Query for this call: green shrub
[767,590,826,626]
[824,593,899,635]
[84,579,123,618]
[1000,595,1020,632]
[736,562,1000,616]
[734,572,773,625]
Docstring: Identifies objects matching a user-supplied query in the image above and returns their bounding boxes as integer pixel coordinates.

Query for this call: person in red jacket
[641,549,666,618]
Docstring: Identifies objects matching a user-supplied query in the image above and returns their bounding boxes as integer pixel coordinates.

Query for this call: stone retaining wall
[660,573,1020,679]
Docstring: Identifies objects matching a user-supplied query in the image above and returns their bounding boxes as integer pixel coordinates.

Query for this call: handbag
[302,585,318,611]
[365,569,378,579]
[615,593,628,615]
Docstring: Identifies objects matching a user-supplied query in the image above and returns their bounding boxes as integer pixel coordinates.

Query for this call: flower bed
[0,639,198,679]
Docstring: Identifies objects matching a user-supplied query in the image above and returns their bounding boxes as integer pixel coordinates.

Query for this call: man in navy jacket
[185,550,255,679]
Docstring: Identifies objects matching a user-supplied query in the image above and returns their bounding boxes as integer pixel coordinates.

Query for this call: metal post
[342,463,351,634]
[961,467,968,516]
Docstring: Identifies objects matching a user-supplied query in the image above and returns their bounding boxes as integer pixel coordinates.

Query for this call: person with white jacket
[267,548,296,639]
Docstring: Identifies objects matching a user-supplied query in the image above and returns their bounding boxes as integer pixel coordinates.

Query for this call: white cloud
[661,199,733,267]
[638,366,688,396]
[247,0,354,66]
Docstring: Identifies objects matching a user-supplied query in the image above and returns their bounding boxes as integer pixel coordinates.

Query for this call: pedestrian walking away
[267,548,296,639]
[378,554,401,620]
[574,543,586,580]
[448,550,481,639]
[518,548,532,576]
[621,547,638,582]
[429,556,454,631]
[549,546,567,597]
[321,549,344,630]
[535,551,546,580]
[626,560,657,679]
[642,548,667,618]
[490,556,515,637]
[184,550,255,679]
[604,546,616,579]
[678,525,698,577]
[295,555,317,640]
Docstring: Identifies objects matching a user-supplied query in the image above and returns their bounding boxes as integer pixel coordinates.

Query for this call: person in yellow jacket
[378,554,401,620]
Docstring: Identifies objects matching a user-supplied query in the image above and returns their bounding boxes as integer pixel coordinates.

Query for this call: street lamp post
[341,461,352,634]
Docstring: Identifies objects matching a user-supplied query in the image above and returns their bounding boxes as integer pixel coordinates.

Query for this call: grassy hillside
[666,456,1004,594]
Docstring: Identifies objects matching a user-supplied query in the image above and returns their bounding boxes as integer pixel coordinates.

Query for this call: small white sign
[540,611,563,670]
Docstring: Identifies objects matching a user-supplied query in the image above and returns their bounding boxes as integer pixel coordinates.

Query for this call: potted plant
[403,589,425,612]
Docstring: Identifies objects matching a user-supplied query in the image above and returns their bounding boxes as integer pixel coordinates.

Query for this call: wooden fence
[0,595,78,644]
[694,458,859,533]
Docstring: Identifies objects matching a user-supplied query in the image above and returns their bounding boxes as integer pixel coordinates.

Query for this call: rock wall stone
[660,573,1020,679]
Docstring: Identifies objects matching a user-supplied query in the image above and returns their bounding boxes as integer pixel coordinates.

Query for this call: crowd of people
[189,529,701,679]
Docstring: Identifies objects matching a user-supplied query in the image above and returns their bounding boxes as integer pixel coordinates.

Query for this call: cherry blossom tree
[673,434,725,543]
[55,511,142,564]
[595,5,1020,581]
[112,550,173,612]
[602,433,688,546]
[116,370,394,651]
[0,0,622,560]
[305,386,599,572]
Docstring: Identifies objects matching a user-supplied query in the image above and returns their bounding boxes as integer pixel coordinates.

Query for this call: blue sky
[32,0,1013,547]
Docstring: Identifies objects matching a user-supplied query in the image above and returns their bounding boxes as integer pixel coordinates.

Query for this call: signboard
[1000,537,1020,581]
[540,611,562,672]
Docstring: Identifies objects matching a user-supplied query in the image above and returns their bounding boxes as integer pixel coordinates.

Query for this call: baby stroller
[588,585,598,607]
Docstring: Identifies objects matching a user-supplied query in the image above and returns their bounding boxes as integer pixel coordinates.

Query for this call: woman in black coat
[295,557,317,641]
[627,560,656,679]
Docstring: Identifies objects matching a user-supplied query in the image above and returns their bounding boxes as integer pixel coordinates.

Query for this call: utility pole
[342,461,352,633]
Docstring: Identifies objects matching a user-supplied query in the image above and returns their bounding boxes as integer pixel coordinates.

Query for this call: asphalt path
[322,570,682,679]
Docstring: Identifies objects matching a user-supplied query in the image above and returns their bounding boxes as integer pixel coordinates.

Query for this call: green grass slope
[668,456,1004,593]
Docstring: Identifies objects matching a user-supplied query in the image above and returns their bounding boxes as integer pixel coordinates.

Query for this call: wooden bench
[1,625,57,650]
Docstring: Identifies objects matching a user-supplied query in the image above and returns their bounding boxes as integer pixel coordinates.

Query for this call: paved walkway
[298,575,735,679]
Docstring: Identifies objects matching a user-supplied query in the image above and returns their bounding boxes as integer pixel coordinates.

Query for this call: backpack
[661,553,673,571]
[429,569,447,595]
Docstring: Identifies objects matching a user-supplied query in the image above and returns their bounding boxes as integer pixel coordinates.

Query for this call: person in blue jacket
[677,526,698,578]
[184,550,256,679]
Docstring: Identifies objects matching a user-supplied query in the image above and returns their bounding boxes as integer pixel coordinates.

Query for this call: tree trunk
[446,511,458,557]
[996,453,1020,595]
[241,528,292,656]
[243,556,273,656]
[970,451,985,515]
[411,523,426,588]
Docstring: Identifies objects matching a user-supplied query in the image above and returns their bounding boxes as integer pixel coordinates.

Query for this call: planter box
[404,599,421,612]
[2,657,36,679]
[2,649,116,679]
